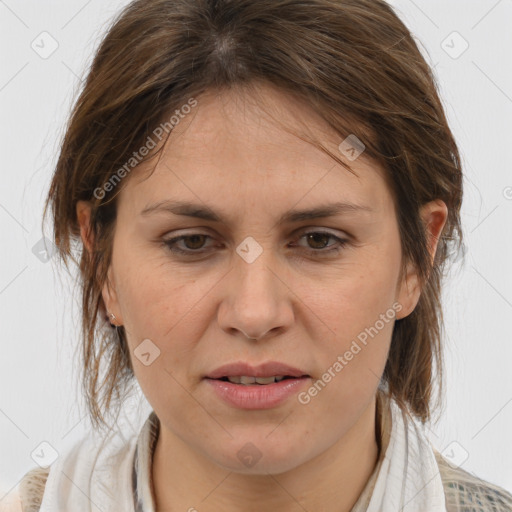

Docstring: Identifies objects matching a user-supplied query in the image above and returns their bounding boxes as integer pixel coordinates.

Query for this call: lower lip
[205,377,310,409]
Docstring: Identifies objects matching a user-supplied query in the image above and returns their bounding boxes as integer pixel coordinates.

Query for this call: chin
[206,436,311,475]
[218,455,306,476]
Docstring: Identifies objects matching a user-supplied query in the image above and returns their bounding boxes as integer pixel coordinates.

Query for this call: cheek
[297,274,396,426]
[112,240,196,337]
[307,262,400,346]
[297,240,401,393]
[112,247,221,384]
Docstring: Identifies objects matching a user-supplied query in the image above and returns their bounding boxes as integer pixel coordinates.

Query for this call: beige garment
[14,391,512,511]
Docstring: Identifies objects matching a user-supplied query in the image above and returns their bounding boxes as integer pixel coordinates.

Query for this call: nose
[239,328,265,341]
[217,245,295,342]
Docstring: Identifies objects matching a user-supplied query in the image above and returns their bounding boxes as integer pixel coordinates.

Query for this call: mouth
[205,375,311,409]
[204,361,310,382]
[203,361,311,409]
[213,375,308,385]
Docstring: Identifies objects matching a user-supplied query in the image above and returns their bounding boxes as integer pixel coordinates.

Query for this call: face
[82,83,442,475]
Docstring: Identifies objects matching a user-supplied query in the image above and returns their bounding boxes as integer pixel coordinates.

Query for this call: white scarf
[38,397,447,512]
[38,425,138,512]
[363,398,447,511]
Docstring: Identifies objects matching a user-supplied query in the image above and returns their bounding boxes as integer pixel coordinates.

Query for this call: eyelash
[162,231,349,259]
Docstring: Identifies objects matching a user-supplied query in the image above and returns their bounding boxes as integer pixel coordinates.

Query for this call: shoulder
[13,427,140,511]
[15,434,93,512]
[12,466,50,512]
[434,449,512,512]
[13,432,114,512]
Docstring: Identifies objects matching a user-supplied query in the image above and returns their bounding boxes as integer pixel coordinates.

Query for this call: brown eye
[181,234,207,250]
[163,234,213,255]
[163,231,349,259]
[292,230,350,260]
[305,232,331,250]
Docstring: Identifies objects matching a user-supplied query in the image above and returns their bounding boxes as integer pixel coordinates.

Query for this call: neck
[152,395,380,512]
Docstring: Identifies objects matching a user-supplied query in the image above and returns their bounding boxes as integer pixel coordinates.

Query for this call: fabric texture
[30,426,137,512]
[350,391,447,511]
[13,391,512,511]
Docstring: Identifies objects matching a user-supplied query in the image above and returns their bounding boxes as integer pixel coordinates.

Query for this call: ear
[76,200,123,325]
[395,199,448,320]
[76,200,94,255]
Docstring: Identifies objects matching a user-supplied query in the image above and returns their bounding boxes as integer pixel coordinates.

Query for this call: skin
[77,83,447,512]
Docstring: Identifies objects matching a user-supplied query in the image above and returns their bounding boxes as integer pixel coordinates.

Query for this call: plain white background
[1,0,511,503]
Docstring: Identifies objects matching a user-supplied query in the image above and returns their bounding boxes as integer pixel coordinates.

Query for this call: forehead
[119,84,393,218]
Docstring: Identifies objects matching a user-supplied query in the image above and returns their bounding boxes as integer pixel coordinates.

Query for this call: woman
[12,0,512,511]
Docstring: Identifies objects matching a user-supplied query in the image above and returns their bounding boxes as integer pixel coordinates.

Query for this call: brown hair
[43,0,464,433]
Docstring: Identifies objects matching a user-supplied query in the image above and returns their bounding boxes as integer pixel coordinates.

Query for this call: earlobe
[77,200,123,326]
[395,262,421,320]
[101,268,121,324]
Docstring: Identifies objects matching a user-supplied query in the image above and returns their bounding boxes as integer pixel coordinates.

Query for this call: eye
[163,234,213,255]
[293,230,349,256]
[162,230,349,258]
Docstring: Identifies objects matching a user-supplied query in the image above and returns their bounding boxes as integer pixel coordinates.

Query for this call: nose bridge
[219,235,293,339]
[234,236,280,309]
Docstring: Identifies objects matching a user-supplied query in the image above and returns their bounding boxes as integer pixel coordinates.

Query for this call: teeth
[254,376,278,385]
[226,376,286,385]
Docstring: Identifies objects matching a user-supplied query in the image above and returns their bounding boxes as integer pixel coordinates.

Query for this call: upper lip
[205,361,309,379]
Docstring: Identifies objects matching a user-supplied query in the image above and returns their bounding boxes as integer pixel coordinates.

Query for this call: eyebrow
[141,199,373,225]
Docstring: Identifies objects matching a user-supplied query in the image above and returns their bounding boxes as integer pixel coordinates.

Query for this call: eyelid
[162,226,352,242]
[294,226,347,237]
[162,228,351,256]
[162,226,349,240]
[291,229,349,250]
